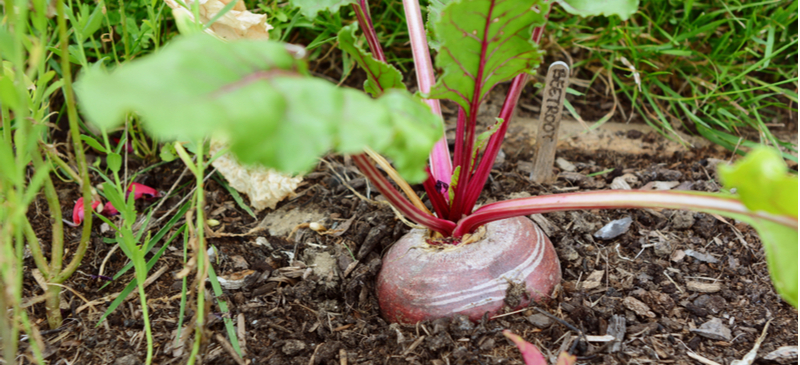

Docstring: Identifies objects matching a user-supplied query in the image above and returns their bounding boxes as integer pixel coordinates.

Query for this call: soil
[20,84,798,364]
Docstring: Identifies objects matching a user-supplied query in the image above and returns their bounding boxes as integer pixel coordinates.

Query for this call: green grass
[545,0,798,157]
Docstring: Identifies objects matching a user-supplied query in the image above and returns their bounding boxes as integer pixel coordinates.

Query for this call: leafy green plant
[77,0,797,330]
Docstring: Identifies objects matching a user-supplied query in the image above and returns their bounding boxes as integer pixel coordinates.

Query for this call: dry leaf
[210,140,302,211]
[165,0,272,41]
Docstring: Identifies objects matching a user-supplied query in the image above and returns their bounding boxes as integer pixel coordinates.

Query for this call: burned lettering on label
[531,62,569,183]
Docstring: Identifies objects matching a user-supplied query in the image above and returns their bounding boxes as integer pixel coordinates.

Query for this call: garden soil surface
[23,101,798,365]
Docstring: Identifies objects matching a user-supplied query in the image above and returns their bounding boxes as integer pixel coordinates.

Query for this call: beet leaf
[337,23,406,97]
[77,34,441,182]
[426,0,549,116]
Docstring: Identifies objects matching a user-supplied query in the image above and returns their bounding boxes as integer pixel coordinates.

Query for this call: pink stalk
[351,1,385,62]
[462,74,528,213]
[402,0,452,187]
[452,190,798,237]
[353,154,456,235]
[461,16,550,217]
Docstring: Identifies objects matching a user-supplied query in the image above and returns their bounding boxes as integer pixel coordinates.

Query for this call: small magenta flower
[73,197,102,225]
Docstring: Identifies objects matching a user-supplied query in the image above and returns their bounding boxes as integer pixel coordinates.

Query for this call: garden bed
[22,113,798,365]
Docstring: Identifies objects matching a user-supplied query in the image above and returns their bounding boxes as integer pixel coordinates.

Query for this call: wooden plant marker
[530,61,569,183]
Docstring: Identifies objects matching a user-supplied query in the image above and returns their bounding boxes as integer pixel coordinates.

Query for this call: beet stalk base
[377,217,561,324]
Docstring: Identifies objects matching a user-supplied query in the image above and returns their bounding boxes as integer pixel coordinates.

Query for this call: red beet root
[377,216,561,324]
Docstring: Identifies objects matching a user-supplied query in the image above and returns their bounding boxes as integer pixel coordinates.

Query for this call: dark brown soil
[20,116,798,365]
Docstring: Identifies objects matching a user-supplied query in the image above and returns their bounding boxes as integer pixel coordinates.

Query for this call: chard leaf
[337,23,405,97]
[427,0,549,115]
[77,34,441,182]
[289,0,358,19]
[556,0,639,21]
[718,147,798,307]
[718,147,798,218]
[426,0,451,51]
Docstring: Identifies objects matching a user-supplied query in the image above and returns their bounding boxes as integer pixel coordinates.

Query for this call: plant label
[531,61,569,183]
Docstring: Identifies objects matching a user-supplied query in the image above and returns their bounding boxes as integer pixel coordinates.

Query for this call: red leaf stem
[351,1,385,62]
[459,13,550,218]
[453,190,798,237]
[462,73,528,213]
[352,154,455,235]
[402,0,452,187]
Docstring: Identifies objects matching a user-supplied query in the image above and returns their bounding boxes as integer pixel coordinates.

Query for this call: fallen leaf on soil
[763,346,798,364]
[503,330,547,365]
[128,182,160,200]
[210,140,302,211]
[579,270,604,290]
[686,281,722,293]
[165,0,272,41]
[692,317,732,341]
[214,270,257,290]
[623,296,656,318]
[73,197,102,225]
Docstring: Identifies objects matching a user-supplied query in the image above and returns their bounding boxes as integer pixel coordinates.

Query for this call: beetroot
[377,216,560,323]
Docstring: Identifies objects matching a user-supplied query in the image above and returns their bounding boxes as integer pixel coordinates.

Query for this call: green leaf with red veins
[717,147,798,307]
[555,0,639,21]
[289,0,358,19]
[427,0,549,116]
[426,0,452,51]
[337,23,406,97]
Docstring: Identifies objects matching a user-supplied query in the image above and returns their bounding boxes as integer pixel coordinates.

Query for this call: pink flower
[103,201,119,216]
[112,137,134,153]
[127,183,160,200]
[73,197,102,225]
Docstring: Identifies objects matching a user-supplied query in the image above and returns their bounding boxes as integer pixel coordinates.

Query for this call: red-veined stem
[458,12,550,218]
[353,154,456,235]
[351,1,385,62]
[461,74,528,213]
[453,190,799,237]
[402,0,452,188]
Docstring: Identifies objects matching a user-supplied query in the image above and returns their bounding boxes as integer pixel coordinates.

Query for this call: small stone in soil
[556,157,576,172]
[670,250,686,262]
[686,281,722,293]
[282,339,307,356]
[684,249,718,263]
[594,216,633,240]
[114,355,142,365]
[450,314,474,338]
[230,255,249,269]
[526,313,552,329]
[671,210,695,229]
[691,317,732,341]
[654,239,673,257]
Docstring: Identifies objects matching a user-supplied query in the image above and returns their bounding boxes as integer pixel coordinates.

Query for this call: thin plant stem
[401,0,451,185]
[187,140,208,365]
[453,190,798,237]
[351,1,385,61]
[353,154,455,235]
